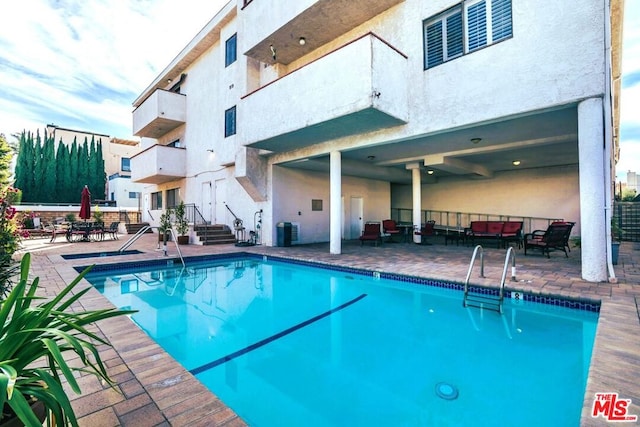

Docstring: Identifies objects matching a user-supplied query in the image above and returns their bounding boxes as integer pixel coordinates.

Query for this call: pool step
[194,224,237,245]
[463,292,503,312]
[125,222,153,234]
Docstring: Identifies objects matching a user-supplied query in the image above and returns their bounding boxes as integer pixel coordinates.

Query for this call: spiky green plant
[0,253,135,426]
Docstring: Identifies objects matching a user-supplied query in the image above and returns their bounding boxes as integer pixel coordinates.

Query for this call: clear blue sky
[0,0,637,181]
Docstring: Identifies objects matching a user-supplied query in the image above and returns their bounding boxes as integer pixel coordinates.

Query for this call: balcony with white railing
[241,33,408,152]
[130,145,186,184]
[241,0,404,65]
[132,90,186,138]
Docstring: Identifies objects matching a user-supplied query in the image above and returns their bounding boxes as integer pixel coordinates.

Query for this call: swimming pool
[85,255,599,426]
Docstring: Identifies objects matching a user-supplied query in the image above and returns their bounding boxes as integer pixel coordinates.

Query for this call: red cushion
[486,222,503,233]
[471,222,487,233]
[502,222,522,233]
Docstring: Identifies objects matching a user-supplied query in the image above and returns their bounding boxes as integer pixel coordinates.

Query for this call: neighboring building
[131,0,624,282]
[45,125,145,205]
[627,171,638,193]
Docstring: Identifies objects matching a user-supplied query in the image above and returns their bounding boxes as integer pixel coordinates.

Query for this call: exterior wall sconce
[512,160,521,166]
[299,37,306,46]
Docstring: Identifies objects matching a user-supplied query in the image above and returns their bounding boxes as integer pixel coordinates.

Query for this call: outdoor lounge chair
[414,220,435,245]
[524,222,574,258]
[382,219,402,242]
[360,222,382,246]
[106,222,120,240]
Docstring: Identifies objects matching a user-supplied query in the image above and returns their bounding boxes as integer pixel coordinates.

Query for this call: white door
[214,179,227,226]
[143,194,149,222]
[350,196,363,240]
[201,182,212,223]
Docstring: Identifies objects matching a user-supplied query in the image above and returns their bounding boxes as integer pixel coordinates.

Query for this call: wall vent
[291,222,300,242]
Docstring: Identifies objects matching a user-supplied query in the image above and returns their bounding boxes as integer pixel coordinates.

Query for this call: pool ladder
[462,245,516,314]
[118,225,185,268]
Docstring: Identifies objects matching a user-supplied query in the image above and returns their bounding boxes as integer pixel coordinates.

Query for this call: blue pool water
[85,257,598,426]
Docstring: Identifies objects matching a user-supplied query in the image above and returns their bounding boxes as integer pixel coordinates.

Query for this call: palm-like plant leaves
[0,253,136,426]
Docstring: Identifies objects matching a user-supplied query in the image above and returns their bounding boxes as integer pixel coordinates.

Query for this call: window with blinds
[423,0,512,69]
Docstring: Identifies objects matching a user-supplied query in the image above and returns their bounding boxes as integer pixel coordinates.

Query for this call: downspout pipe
[603,0,617,282]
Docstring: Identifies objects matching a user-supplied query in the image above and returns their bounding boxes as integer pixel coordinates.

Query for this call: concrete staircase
[195,224,237,245]
[125,222,153,234]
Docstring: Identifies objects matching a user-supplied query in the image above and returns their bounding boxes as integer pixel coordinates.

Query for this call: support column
[578,97,608,282]
[407,163,421,243]
[330,151,342,255]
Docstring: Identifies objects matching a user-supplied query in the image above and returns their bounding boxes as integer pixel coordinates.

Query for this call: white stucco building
[131,0,623,282]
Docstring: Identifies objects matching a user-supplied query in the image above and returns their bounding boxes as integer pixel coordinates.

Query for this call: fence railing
[613,202,640,242]
[166,204,209,226]
[390,208,564,235]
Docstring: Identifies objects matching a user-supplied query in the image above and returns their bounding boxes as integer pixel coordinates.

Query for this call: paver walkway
[16,234,640,426]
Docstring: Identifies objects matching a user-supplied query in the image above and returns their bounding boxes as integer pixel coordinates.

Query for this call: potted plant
[64,213,76,224]
[611,217,623,265]
[158,210,172,243]
[0,253,135,426]
[173,202,190,245]
[92,205,104,225]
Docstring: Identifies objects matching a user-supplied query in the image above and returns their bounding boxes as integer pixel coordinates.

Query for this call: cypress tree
[94,139,106,200]
[78,138,90,194]
[88,136,99,199]
[31,131,43,202]
[0,134,12,189]
[55,139,70,202]
[68,139,79,201]
[41,132,56,202]
[21,132,36,202]
[13,131,27,193]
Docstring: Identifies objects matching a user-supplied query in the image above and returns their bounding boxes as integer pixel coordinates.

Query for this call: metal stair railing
[118,225,185,268]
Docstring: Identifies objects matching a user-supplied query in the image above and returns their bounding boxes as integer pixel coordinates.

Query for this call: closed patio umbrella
[79,185,91,221]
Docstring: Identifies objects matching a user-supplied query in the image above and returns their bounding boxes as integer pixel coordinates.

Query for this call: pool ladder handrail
[118,225,185,268]
[463,246,517,314]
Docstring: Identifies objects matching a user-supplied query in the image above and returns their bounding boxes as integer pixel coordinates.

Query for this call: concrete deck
[17,233,640,426]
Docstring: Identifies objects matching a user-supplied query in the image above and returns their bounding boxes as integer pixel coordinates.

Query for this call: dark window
[424,0,512,69]
[121,157,131,172]
[128,192,139,199]
[225,106,237,137]
[151,191,162,210]
[166,188,179,208]
[168,139,181,148]
[225,33,237,67]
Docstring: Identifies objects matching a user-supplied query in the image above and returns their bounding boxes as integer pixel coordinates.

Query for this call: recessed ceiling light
[367,155,375,160]
[299,37,306,46]
[427,170,434,175]
[470,138,482,144]
[512,160,521,166]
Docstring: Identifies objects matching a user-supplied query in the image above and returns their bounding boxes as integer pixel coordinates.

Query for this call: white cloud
[0,0,228,140]
[617,1,640,181]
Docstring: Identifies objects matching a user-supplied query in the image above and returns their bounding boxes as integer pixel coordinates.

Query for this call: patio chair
[414,220,435,245]
[524,222,574,258]
[382,219,402,242]
[106,222,120,240]
[360,222,382,246]
[551,221,576,253]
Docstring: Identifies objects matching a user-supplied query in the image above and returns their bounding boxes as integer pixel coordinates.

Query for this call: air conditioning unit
[291,222,300,242]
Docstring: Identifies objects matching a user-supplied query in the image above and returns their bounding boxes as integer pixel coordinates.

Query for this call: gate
[613,202,640,242]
